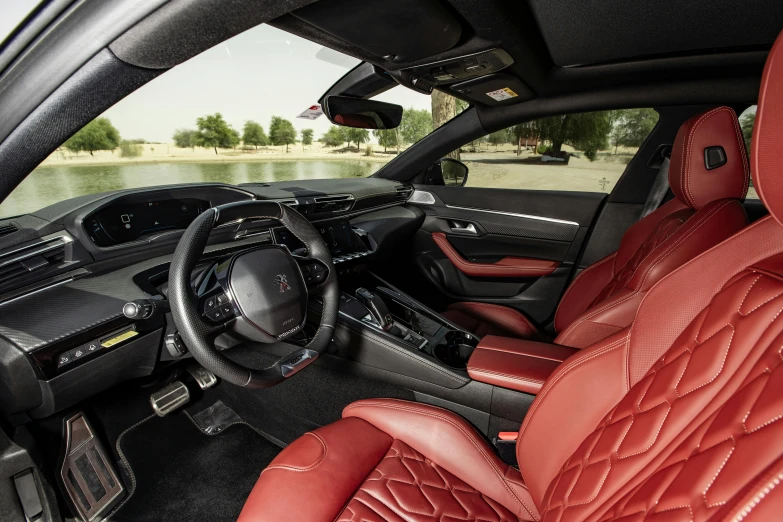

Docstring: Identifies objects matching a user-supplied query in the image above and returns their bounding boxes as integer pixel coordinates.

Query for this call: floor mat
[107,410,280,522]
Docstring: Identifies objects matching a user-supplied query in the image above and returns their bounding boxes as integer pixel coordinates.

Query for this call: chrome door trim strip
[444,204,580,227]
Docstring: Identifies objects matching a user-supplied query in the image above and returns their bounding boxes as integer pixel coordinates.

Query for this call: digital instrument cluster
[85,198,209,247]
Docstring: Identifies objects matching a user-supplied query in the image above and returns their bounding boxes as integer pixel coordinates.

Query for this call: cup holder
[433,331,478,370]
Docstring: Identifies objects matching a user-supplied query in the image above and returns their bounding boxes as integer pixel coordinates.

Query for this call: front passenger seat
[443,106,750,348]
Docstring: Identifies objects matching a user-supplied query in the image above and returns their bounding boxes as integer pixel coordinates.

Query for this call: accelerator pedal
[149,381,190,417]
[60,413,124,521]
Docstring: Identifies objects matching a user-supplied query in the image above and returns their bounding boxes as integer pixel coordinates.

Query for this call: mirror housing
[322,95,403,129]
[423,158,469,187]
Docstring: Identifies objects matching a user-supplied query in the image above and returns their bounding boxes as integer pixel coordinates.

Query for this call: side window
[458,109,658,194]
[738,105,758,199]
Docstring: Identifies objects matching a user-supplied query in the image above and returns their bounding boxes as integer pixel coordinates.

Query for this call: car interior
[1,0,783,521]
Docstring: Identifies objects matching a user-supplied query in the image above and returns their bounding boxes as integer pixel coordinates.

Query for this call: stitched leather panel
[337,439,519,522]
[539,270,783,522]
[588,211,691,307]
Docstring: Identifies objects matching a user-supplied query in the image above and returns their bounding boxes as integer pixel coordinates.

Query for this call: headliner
[529,0,783,67]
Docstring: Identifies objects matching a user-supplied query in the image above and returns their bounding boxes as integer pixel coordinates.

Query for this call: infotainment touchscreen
[274,218,358,257]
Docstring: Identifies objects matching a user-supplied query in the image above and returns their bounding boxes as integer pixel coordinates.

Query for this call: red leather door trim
[432,232,559,278]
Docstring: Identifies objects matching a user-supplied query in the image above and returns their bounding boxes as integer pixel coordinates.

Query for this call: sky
[100,24,432,143]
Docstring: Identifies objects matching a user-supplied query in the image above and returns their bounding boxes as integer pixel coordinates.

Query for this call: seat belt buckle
[494,432,518,466]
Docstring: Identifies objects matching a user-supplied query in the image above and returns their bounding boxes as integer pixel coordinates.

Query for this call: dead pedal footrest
[60,413,124,522]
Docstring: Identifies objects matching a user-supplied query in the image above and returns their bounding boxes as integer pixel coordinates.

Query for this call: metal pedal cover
[61,413,124,522]
[187,365,218,390]
[150,381,190,417]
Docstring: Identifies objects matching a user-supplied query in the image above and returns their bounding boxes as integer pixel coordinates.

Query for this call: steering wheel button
[220,304,234,317]
[204,297,217,311]
[216,293,229,305]
[205,308,224,322]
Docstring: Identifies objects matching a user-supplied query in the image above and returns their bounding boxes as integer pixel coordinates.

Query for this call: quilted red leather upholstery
[443,107,750,349]
[337,439,519,522]
[240,29,783,522]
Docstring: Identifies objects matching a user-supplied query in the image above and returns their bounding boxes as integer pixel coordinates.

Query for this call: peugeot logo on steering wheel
[274,274,291,293]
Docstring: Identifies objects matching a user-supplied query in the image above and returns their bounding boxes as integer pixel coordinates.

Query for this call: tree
[537,112,612,160]
[269,116,297,152]
[320,126,346,148]
[345,128,370,149]
[301,129,314,150]
[740,107,756,152]
[119,140,142,158]
[609,109,658,153]
[399,108,432,145]
[488,130,507,149]
[242,121,268,149]
[172,129,199,150]
[196,113,239,154]
[64,117,120,156]
[432,90,462,160]
[373,129,398,153]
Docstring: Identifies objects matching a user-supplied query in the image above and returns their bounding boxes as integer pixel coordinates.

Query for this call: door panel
[407,185,604,324]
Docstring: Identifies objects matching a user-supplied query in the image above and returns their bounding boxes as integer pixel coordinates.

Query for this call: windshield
[0,24,464,218]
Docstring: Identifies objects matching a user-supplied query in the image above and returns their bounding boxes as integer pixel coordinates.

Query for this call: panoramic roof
[528,0,783,66]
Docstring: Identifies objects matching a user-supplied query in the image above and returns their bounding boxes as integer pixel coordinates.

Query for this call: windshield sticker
[486,87,518,102]
[297,105,324,120]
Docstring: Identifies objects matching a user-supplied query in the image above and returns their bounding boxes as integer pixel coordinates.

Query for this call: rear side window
[738,105,758,199]
[456,109,658,194]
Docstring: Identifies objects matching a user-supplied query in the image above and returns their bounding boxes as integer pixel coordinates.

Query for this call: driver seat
[238,34,783,522]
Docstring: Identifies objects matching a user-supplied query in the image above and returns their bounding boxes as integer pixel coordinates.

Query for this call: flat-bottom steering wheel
[168,201,338,388]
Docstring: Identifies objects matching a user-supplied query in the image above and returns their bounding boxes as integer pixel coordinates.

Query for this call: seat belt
[639,156,671,219]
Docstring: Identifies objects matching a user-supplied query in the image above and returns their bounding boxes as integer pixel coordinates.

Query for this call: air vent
[313,195,354,213]
[274,199,299,207]
[0,236,71,287]
[0,223,17,238]
[396,184,413,201]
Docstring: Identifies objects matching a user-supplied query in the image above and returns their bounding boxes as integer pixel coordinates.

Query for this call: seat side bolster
[516,328,631,505]
[238,417,392,522]
[343,398,540,521]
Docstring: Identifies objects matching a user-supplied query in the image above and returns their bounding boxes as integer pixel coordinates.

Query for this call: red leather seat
[238,33,783,522]
[442,108,750,348]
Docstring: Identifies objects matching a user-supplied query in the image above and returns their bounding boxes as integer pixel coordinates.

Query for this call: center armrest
[467,336,579,395]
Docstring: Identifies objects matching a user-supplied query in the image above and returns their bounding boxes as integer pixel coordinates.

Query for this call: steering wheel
[168,201,339,388]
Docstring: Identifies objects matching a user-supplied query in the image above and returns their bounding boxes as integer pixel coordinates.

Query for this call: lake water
[0,160,385,218]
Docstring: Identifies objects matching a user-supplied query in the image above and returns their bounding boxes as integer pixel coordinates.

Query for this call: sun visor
[450,73,535,106]
[292,0,462,62]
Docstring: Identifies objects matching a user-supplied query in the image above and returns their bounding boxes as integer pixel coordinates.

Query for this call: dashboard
[0,177,423,419]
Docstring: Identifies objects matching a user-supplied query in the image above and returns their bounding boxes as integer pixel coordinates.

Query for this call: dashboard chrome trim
[0,276,74,308]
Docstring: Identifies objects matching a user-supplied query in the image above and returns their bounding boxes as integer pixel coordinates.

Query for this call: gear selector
[356,288,393,330]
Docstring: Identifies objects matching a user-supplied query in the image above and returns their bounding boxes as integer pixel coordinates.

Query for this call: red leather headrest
[753,31,783,226]
[668,106,749,209]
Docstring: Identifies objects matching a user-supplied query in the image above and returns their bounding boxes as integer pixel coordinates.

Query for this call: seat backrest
[553,107,750,348]
[517,30,783,521]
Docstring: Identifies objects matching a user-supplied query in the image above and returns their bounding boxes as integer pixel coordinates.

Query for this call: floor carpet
[107,410,280,522]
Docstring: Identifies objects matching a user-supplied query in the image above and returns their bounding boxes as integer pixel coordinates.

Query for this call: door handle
[448,221,477,234]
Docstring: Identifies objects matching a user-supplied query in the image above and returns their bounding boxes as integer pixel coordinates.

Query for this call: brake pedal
[187,364,218,390]
[60,413,124,521]
[150,381,190,417]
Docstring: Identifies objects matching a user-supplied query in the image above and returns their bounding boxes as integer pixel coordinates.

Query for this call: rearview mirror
[322,95,403,129]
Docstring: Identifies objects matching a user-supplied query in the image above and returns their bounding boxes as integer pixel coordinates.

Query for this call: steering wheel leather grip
[168,201,338,388]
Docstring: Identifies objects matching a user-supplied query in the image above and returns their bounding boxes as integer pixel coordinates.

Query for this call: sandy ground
[41,142,395,167]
